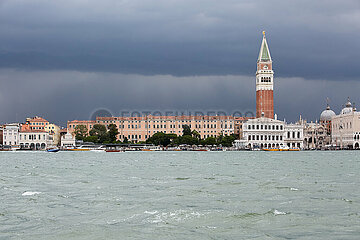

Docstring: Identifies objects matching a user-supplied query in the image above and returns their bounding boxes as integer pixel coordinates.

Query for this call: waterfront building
[19,130,49,150]
[320,103,336,135]
[241,116,285,149]
[98,115,235,142]
[2,123,20,147]
[26,116,49,130]
[61,132,76,148]
[302,103,335,150]
[67,115,237,143]
[0,125,3,145]
[44,123,60,146]
[331,98,360,149]
[234,117,251,139]
[67,120,96,135]
[256,32,274,119]
[284,123,304,149]
[303,121,328,150]
[239,115,303,149]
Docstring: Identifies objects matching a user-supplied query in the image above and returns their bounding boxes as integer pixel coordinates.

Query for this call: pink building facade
[67,115,250,143]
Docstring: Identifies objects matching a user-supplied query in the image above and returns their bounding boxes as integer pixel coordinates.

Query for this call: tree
[74,125,88,140]
[219,134,236,147]
[179,135,199,145]
[182,125,192,136]
[108,124,119,143]
[202,137,217,146]
[89,124,108,143]
[146,132,178,146]
[192,130,201,139]
[83,135,98,143]
[123,137,129,143]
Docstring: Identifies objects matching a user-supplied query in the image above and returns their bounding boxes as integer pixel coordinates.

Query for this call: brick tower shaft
[256,31,274,119]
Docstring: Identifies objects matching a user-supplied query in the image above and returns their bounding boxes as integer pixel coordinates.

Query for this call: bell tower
[256,31,274,119]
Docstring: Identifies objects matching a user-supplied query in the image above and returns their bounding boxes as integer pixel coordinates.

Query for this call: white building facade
[331,100,360,149]
[284,123,304,149]
[240,117,304,149]
[19,131,49,150]
[61,132,76,148]
[2,123,20,147]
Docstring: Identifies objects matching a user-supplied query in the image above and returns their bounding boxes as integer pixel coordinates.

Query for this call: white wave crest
[273,209,287,215]
[22,191,41,196]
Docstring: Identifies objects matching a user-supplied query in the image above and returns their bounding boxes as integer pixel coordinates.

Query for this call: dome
[340,98,354,115]
[320,105,336,121]
[341,107,353,115]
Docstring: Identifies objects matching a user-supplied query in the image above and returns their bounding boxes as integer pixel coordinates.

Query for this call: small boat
[47,148,60,152]
[288,148,300,151]
[263,148,280,151]
[67,148,90,151]
[105,149,122,152]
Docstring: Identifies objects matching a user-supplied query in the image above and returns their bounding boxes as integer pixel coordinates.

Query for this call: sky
[0,0,359,126]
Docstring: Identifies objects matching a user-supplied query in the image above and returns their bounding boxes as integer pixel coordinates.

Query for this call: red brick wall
[256,90,274,118]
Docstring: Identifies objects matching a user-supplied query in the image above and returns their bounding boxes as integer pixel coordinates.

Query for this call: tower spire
[258,31,272,62]
[256,31,274,119]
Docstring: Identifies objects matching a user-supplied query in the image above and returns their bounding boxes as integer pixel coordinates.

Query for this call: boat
[263,148,280,151]
[288,148,300,151]
[47,148,60,152]
[105,149,122,152]
[263,148,300,151]
[66,148,90,151]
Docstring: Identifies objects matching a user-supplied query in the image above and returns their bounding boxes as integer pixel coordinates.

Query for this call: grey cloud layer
[0,0,359,78]
[0,1,359,125]
[0,69,358,126]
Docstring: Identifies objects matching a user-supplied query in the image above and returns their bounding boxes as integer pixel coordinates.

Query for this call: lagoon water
[0,151,359,239]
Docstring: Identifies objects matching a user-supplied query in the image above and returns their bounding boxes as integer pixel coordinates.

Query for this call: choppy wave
[22,191,41,196]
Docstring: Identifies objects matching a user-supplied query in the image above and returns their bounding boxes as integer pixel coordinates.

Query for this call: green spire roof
[258,33,272,62]
[261,41,270,61]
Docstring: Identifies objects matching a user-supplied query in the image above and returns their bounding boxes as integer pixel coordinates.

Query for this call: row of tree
[74,124,120,143]
[145,125,236,147]
[74,124,236,147]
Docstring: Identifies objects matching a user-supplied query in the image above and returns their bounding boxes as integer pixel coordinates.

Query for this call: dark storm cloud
[1,1,360,125]
[0,0,359,78]
[0,70,359,126]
